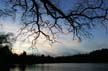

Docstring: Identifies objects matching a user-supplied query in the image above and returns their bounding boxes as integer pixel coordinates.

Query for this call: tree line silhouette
[0,33,108,65]
[0,46,108,64]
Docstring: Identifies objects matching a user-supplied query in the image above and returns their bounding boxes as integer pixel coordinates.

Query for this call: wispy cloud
[0,20,108,56]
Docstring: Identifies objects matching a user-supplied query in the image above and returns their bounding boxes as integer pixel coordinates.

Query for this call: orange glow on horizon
[11,49,24,55]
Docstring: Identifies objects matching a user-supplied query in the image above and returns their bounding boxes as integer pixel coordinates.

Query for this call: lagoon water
[6,63,108,71]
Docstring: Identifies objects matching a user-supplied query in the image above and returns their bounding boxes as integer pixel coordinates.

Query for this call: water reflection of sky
[1,63,108,71]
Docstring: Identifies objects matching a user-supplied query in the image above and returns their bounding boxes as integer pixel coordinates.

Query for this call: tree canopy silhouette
[0,32,14,50]
[0,0,108,45]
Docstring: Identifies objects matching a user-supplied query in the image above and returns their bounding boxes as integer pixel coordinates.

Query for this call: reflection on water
[1,63,108,71]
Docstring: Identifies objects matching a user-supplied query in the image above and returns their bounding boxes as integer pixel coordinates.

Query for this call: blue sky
[0,0,108,56]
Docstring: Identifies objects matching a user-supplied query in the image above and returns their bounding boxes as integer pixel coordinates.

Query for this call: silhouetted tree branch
[1,0,108,46]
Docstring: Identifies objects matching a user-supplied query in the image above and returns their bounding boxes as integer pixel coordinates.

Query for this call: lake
[2,63,108,71]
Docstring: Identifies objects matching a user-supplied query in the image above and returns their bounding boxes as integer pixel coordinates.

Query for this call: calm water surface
[3,63,108,71]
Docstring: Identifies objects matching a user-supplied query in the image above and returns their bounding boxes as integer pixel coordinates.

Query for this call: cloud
[0,21,85,56]
[0,20,20,34]
[1,19,108,56]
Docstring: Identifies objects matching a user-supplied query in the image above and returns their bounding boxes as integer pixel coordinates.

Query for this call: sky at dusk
[0,0,108,56]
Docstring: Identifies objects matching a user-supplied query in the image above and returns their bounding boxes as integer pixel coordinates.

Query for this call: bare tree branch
[0,0,108,46]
